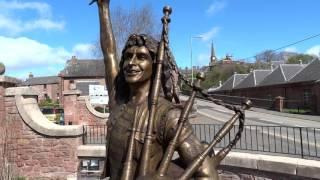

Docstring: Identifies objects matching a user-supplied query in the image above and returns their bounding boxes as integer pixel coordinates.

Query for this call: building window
[303,89,311,105]
[44,84,47,90]
[44,94,49,100]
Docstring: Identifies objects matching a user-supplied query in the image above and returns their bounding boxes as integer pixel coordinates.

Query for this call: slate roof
[289,58,320,83]
[60,58,105,78]
[22,76,59,86]
[271,60,285,68]
[218,74,248,91]
[259,64,305,86]
[235,70,272,89]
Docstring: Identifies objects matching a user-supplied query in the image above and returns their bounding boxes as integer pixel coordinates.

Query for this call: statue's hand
[89,0,110,6]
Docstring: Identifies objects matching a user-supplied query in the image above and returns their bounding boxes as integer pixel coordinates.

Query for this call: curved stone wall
[5,87,83,136]
[3,87,83,178]
[63,90,108,125]
[83,96,109,118]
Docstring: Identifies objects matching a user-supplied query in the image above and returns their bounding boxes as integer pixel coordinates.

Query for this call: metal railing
[83,125,107,145]
[193,124,320,159]
[82,124,320,159]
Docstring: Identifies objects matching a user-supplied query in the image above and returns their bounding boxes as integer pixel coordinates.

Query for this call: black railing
[193,124,320,159]
[83,125,107,145]
[82,124,320,159]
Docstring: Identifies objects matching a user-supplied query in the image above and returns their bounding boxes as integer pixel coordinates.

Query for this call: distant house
[218,73,248,92]
[59,56,106,104]
[234,70,272,90]
[21,73,60,102]
[259,64,305,87]
[211,58,320,114]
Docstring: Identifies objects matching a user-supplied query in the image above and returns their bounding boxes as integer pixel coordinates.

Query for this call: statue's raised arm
[95,0,118,109]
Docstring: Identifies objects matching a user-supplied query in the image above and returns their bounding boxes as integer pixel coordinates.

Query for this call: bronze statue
[0,62,5,75]
[91,0,251,179]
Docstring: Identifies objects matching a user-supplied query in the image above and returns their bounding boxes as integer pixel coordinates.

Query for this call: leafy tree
[39,98,59,108]
[286,54,314,64]
[201,64,250,89]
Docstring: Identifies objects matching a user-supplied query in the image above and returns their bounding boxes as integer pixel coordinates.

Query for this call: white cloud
[72,44,95,59]
[283,47,298,53]
[0,36,95,78]
[306,45,320,57]
[0,1,52,17]
[206,0,226,16]
[199,26,220,41]
[0,36,69,68]
[0,1,64,35]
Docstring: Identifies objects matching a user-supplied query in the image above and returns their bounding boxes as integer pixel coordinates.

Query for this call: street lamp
[190,36,203,84]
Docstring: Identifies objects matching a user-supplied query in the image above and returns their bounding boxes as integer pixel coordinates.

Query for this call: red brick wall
[63,94,79,125]
[77,99,106,126]
[4,96,82,179]
[0,84,4,122]
[313,83,320,114]
[29,84,60,102]
[216,82,320,114]
[63,93,106,126]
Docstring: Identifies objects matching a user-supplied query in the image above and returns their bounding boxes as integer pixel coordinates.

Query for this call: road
[184,97,320,159]
[183,96,320,128]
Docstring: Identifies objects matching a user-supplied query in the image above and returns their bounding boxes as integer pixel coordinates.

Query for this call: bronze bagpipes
[122,6,250,180]
[118,5,252,180]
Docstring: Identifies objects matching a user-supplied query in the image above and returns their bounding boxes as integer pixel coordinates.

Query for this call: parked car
[40,107,64,124]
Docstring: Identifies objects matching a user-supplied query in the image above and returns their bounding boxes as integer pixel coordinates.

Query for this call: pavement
[250,107,320,122]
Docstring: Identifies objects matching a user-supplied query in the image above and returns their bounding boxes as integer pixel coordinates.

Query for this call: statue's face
[123,46,153,84]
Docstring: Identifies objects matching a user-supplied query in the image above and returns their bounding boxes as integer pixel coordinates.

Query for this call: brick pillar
[314,83,320,115]
[274,96,284,112]
[63,90,81,125]
[0,83,5,123]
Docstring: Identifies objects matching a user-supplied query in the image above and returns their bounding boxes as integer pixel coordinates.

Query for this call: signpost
[89,85,108,105]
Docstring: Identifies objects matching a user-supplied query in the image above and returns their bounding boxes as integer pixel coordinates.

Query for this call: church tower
[209,41,217,68]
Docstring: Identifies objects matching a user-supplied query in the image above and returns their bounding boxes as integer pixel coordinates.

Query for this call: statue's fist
[89,0,110,6]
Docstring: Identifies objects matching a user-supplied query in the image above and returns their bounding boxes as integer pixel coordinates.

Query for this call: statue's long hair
[115,34,178,103]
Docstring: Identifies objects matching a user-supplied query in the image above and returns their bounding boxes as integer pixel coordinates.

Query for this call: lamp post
[190,36,203,84]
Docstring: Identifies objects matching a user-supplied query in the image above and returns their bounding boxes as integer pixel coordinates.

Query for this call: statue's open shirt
[107,97,193,179]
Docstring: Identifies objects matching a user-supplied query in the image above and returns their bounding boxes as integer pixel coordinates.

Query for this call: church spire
[211,41,216,58]
[209,41,217,66]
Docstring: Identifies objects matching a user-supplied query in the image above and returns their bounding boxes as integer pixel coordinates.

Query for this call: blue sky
[0,0,319,79]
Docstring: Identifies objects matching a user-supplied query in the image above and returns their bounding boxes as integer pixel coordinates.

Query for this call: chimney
[71,56,77,64]
[29,72,34,78]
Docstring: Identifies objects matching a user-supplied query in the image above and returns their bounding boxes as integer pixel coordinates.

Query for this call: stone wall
[214,82,320,114]
[0,83,4,123]
[63,90,107,125]
[2,87,84,179]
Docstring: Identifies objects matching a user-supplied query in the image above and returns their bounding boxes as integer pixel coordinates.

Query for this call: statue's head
[116,34,176,103]
[121,34,156,84]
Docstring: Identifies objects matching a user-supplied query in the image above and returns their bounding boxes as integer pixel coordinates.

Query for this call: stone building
[58,56,106,103]
[21,73,60,102]
[58,56,107,125]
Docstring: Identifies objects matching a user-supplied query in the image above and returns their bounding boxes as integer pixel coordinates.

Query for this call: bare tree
[92,4,160,59]
[255,50,276,63]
